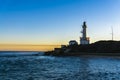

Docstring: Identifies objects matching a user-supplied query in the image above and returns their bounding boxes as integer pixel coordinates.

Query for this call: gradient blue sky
[0,0,120,45]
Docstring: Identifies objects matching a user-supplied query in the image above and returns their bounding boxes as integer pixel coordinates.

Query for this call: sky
[0,0,120,51]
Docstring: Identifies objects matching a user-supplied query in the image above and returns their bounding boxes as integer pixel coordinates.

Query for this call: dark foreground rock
[44,40,120,56]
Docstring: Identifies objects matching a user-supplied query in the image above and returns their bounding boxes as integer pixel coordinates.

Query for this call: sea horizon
[0,44,61,51]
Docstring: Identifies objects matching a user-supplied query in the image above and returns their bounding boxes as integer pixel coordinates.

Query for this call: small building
[61,45,66,49]
[69,40,78,46]
[54,48,61,53]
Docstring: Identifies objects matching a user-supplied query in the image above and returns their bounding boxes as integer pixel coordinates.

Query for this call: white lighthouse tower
[80,21,90,45]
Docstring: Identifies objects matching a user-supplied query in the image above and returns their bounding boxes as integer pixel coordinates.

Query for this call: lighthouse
[80,21,90,45]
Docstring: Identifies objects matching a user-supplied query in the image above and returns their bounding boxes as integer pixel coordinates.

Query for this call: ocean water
[0,52,120,80]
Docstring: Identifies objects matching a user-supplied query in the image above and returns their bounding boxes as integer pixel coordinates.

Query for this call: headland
[44,22,120,56]
[44,40,120,56]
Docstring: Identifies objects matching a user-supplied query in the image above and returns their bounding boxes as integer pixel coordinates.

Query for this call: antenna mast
[111,26,113,40]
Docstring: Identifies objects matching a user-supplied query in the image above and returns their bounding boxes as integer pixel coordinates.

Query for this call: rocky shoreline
[44,40,120,56]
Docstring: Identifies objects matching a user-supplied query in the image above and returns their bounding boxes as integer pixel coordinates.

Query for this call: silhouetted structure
[80,22,90,45]
[69,40,78,46]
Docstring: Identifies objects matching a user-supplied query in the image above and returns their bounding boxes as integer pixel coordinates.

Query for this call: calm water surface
[0,52,120,80]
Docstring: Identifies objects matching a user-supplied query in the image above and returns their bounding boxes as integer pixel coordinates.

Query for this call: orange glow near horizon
[0,44,61,51]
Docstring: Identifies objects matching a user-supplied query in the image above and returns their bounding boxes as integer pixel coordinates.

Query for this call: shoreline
[44,40,120,57]
[44,52,120,57]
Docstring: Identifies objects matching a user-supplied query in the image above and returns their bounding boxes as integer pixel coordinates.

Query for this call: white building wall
[80,38,89,45]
